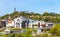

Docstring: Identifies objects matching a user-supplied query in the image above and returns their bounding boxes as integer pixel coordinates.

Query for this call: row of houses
[0,16,54,30]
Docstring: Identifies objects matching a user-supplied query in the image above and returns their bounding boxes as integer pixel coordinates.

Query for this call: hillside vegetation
[1,11,60,23]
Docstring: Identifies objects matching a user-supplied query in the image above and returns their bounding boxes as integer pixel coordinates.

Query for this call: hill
[1,11,60,23]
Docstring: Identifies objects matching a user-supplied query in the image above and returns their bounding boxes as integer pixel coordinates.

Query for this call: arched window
[16,19,20,28]
[17,19,20,22]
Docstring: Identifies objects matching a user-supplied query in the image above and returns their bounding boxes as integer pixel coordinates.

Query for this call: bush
[35,33,48,37]
[33,29,37,33]
[49,24,60,36]
[27,29,32,35]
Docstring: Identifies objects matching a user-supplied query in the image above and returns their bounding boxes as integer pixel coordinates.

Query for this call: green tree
[43,12,49,16]
[49,24,60,36]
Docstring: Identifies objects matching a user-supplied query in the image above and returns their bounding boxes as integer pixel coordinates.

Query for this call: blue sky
[0,0,60,16]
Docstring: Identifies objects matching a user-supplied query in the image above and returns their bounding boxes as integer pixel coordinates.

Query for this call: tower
[14,7,16,12]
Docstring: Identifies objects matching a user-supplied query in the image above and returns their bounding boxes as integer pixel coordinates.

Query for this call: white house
[6,20,14,28]
[37,22,54,33]
[14,16,29,28]
[6,16,29,28]
[6,16,54,29]
[6,16,14,28]
[14,16,22,28]
[29,20,46,28]
[46,23,54,28]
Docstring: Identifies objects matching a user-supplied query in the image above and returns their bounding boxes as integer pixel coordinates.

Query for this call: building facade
[14,16,29,28]
[6,16,14,28]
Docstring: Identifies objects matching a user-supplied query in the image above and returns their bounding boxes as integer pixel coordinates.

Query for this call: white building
[6,20,14,28]
[29,20,46,28]
[6,16,14,28]
[14,16,22,28]
[6,16,54,29]
[6,16,29,28]
[14,16,28,28]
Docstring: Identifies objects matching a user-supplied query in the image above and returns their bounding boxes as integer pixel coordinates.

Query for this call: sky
[0,0,60,16]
